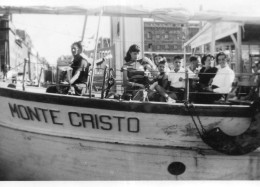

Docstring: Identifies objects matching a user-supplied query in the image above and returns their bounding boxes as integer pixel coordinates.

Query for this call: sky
[1,0,260,65]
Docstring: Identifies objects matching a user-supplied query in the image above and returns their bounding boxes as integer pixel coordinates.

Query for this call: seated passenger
[153,54,170,74]
[196,52,235,103]
[68,41,91,95]
[148,60,175,102]
[187,56,200,91]
[239,61,260,100]
[121,44,156,100]
[48,41,109,95]
[168,56,194,101]
[187,56,199,74]
[198,54,218,90]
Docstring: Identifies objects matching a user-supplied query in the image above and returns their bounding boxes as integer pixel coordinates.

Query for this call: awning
[184,22,241,49]
[1,5,260,24]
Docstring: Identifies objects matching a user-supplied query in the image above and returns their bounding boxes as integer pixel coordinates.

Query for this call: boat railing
[2,58,259,105]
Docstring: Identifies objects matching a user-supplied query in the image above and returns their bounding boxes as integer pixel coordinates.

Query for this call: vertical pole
[22,58,27,91]
[38,67,43,87]
[184,47,189,101]
[81,13,88,42]
[89,8,103,98]
[210,23,216,56]
[101,64,108,99]
[237,25,242,74]
[28,51,31,82]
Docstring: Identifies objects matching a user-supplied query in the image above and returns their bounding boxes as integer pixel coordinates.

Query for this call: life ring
[202,98,260,155]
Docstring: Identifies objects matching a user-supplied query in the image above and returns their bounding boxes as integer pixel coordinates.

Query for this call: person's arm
[122,66,144,88]
[69,70,80,85]
[81,53,113,65]
[161,74,169,89]
[142,56,156,69]
[69,59,87,85]
[142,56,158,77]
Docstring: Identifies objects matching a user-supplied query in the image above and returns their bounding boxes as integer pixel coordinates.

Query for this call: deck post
[210,23,216,56]
[184,46,189,101]
[22,58,27,91]
[89,8,103,98]
[81,13,88,41]
[237,25,242,74]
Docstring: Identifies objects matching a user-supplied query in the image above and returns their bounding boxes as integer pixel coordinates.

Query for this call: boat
[0,5,260,180]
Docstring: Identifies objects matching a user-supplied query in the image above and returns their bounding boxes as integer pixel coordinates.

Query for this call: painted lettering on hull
[8,103,140,133]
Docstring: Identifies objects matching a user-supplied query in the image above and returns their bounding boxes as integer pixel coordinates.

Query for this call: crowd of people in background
[121,44,251,104]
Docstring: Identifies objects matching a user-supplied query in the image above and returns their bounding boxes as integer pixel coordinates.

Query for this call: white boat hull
[0,87,259,180]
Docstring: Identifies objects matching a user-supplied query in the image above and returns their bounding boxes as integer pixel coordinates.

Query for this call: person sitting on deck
[195,52,235,103]
[46,41,107,95]
[148,60,175,102]
[67,41,91,95]
[167,56,194,101]
[153,54,170,74]
[238,61,260,101]
[197,54,218,90]
[121,44,156,101]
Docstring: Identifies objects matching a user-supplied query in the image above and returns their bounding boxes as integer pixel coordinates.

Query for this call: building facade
[0,14,48,83]
[144,21,199,62]
[0,15,31,78]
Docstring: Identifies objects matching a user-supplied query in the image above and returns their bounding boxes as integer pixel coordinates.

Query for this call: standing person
[121,44,156,100]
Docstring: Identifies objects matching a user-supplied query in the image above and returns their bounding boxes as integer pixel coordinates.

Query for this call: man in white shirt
[168,56,194,100]
[168,56,186,89]
[207,52,235,93]
[202,52,235,102]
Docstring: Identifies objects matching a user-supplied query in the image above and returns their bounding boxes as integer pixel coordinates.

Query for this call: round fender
[202,99,260,155]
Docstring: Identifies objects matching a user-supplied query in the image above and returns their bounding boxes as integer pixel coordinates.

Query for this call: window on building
[165,44,169,50]
[157,45,161,50]
[164,33,169,39]
[0,43,4,53]
[148,43,153,51]
[156,35,160,39]
[147,32,152,39]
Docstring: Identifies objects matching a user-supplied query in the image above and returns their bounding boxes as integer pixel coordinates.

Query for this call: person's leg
[74,83,86,95]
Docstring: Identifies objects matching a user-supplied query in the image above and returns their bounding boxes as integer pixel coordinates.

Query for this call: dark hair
[173,55,182,61]
[189,56,198,62]
[256,61,260,67]
[158,60,166,65]
[154,54,164,59]
[201,54,212,65]
[124,44,140,62]
[71,41,83,52]
[216,52,227,64]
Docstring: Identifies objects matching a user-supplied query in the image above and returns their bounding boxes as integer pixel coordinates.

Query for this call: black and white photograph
[0,0,260,184]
